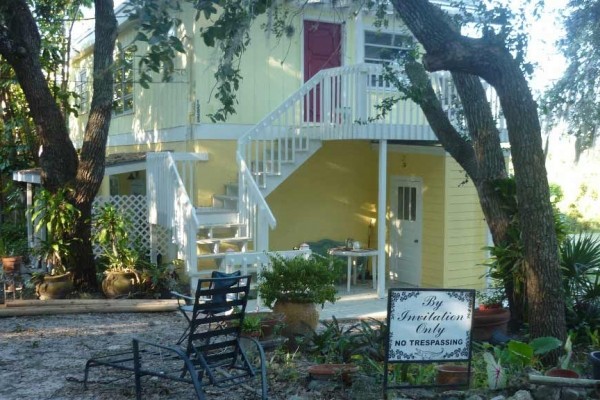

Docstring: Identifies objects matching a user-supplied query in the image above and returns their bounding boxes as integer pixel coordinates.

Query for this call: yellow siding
[267,141,378,250]
[443,157,488,290]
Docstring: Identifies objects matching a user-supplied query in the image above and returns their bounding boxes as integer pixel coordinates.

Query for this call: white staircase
[149,64,486,284]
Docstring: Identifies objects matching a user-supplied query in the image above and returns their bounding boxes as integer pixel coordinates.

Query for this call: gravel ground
[0,312,359,400]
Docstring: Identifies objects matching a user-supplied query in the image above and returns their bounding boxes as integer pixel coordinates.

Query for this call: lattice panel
[93,195,172,259]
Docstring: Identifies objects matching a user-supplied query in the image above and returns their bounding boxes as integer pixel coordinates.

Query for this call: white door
[389,176,423,286]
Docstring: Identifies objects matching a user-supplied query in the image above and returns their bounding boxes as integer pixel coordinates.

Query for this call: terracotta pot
[245,311,285,339]
[307,363,359,384]
[36,273,73,300]
[102,271,140,299]
[273,300,319,337]
[435,364,470,388]
[472,308,511,341]
[2,256,22,275]
[589,351,600,380]
[545,368,580,379]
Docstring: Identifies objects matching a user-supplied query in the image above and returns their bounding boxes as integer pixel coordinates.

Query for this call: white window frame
[76,69,88,113]
[113,46,134,116]
[363,29,412,89]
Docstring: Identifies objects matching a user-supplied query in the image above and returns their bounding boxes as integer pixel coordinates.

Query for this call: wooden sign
[386,288,475,363]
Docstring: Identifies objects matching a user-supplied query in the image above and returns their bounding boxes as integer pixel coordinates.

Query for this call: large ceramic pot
[435,364,470,389]
[589,351,600,379]
[102,271,140,299]
[36,273,73,300]
[273,300,319,337]
[472,308,511,341]
[2,256,22,275]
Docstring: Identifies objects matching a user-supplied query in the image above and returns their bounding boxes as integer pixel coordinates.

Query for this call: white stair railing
[237,152,276,252]
[147,152,205,274]
[236,63,505,251]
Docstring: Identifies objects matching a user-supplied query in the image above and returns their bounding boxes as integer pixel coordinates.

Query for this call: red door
[304,20,342,122]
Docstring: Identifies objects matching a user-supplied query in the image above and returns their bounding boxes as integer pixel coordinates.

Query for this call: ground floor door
[389,176,423,286]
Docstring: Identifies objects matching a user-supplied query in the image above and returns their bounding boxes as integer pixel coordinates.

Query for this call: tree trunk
[70,0,118,290]
[393,0,565,344]
[0,0,78,191]
[403,61,518,323]
[0,0,118,291]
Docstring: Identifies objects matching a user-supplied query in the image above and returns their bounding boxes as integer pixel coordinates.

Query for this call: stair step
[213,194,238,201]
[197,236,251,245]
[197,222,245,230]
[195,207,239,225]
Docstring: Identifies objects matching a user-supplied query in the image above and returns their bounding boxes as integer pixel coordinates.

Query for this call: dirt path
[0,312,219,399]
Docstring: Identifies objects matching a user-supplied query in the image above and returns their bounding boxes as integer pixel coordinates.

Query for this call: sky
[522,0,568,94]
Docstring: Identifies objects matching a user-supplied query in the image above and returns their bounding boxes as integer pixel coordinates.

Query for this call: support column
[377,140,387,299]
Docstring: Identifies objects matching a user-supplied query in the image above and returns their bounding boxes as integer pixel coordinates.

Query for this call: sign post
[384,288,475,395]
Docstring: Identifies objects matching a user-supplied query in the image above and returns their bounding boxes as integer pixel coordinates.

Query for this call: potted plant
[473,287,511,341]
[257,254,338,336]
[545,335,580,378]
[0,222,28,275]
[93,203,143,298]
[32,188,79,299]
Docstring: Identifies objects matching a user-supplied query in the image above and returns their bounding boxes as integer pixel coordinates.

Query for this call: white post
[255,207,269,252]
[377,140,387,299]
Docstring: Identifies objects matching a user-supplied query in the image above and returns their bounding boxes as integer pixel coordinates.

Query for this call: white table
[328,248,378,292]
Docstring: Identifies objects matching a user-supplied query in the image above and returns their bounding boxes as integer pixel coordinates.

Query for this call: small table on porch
[328,247,378,293]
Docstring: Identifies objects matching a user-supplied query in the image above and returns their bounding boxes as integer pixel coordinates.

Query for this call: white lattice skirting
[93,195,172,261]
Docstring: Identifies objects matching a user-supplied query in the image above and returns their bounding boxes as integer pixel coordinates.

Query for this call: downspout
[377,139,387,298]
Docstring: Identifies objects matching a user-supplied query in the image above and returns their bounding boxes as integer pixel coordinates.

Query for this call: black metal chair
[83,273,268,400]
[172,270,243,344]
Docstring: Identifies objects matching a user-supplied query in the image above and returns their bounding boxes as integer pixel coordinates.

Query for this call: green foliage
[92,203,141,273]
[0,221,28,257]
[258,254,338,308]
[140,260,179,298]
[560,233,600,335]
[543,0,600,154]
[241,314,262,335]
[483,177,569,324]
[124,0,271,122]
[32,188,81,275]
[479,336,562,388]
[301,317,387,368]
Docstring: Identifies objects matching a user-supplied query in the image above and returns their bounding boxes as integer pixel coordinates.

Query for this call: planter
[273,300,319,337]
[545,368,580,379]
[472,308,511,341]
[307,363,359,384]
[36,273,73,300]
[2,256,22,275]
[589,351,600,379]
[246,311,285,339]
[435,364,470,388]
[102,271,140,299]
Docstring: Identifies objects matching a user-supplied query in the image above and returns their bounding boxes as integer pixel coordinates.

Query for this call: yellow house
[66,2,507,296]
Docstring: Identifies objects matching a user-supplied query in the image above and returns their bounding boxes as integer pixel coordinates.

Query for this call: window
[113,46,134,115]
[364,31,412,88]
[364,31,412,64]
[76,70,88,113]
[397,186,417,221]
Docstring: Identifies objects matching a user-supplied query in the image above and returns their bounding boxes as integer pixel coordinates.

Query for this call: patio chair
[172,270,242,344]
[83,273,268,400]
